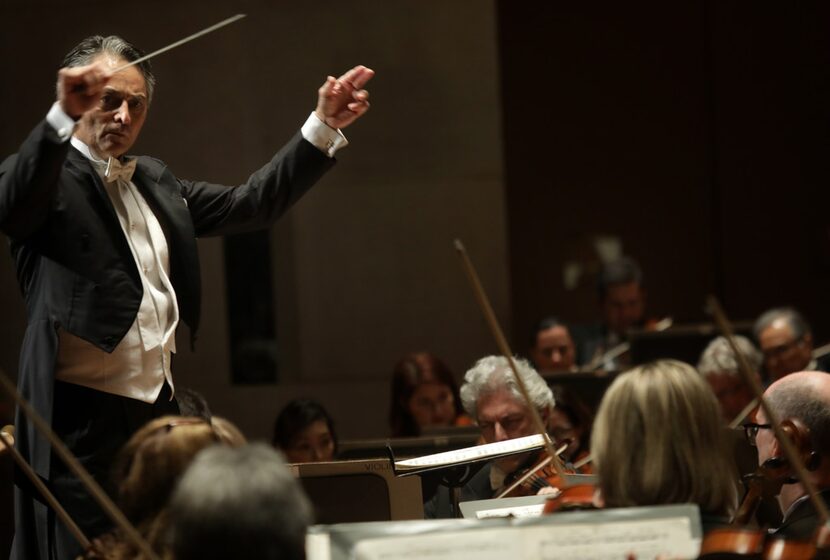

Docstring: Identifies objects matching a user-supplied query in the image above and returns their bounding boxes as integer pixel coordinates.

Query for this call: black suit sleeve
[178,131,336,238]
[0,120,70,240]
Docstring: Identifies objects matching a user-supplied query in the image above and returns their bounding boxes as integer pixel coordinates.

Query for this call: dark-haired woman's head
[389,352,463,437]
[273,399,337,463]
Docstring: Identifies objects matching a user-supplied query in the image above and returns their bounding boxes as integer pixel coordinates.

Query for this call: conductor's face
[75,54,148,158]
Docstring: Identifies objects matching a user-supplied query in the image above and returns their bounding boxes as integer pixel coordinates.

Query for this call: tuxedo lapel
[65,147,121,229]
[64,148,139,279]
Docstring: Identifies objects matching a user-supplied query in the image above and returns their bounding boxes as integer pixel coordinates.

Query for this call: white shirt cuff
[301,112,348,157]
[46,102,77,143]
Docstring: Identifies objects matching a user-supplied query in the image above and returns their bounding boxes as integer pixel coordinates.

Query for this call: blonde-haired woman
[86,415,246,559]
[591,360,738,531]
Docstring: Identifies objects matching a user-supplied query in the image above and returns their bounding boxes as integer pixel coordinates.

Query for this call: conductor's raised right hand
[56,62,112,120]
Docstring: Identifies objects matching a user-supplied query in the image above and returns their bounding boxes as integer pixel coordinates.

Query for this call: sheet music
[354,527,521,560]
[326,504,702,560]
[460,494,550,520]
[394,434,545,470]
[306,532,331,560]
[475,503,546,519]
[531,517,699,559]
[352,518,698,560]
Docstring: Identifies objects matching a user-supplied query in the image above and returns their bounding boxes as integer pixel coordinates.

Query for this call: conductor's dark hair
[597,256,643,301]
[60,35,156,101]
[272,399,338,455]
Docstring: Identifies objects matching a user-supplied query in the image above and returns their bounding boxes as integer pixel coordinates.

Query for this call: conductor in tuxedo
[0,35,373,560]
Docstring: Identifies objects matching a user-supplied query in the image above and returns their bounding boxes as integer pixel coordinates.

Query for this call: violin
[499,445,567,498]
[541,481,597,513]
[496,446,597,514]
[700,528,827,559]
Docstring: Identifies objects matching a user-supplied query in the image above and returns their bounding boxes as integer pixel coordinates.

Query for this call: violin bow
[728,397,759,430]
[0,369,161,560]
[573,453,593,471]
[454,239,567,477]
[0,428,91,550]
[706,296,830,528]
[71,14,247,95]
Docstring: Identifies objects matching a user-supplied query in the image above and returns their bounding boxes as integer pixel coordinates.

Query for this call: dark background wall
[0,0,829,554]
[500,2,830,347]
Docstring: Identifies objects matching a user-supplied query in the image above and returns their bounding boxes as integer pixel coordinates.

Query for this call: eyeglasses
[762,337,806,360]
[743,422,773,446]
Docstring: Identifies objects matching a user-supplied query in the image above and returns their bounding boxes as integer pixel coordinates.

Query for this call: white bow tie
[103,157,137,184]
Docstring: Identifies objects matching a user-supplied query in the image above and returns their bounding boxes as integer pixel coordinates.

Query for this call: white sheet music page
[349,510,699,560]
[394,434,546,471]
[354,526,521,560]
[530,516,699,559]
[475,503,546,519]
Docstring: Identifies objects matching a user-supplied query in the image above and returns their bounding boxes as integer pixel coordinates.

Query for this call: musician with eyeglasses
[753,307,830,382]
[744,370,830,539]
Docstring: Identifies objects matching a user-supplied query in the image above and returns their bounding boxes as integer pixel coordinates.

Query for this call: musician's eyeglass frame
[743,422,773,447]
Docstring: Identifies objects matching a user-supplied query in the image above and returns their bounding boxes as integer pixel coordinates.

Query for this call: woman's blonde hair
[591,360,737,515]
[90,415,246,558]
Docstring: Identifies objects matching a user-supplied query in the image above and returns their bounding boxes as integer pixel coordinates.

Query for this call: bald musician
[752,371,830,539]
[0,35,372,560]
[424,356,554,518]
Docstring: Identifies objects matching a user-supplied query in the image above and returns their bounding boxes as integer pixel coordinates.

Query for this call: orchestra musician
[753,307,830,382]
[548,386,593,469]
[751,370,830,539]
[591,360,739,533]
[389,352,471,437]
[272,398,338,463]
[0,34,372,560]
[529,317,578,374]
[571,256,648,370]
[84,416,245,559]
[423,355,554,518]
[169,443,312,560]
[697,335,762,423]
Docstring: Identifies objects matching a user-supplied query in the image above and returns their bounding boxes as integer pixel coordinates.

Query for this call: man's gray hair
[170,443,312,560]
[767,380,830,457]
[60,35,156,101]
[697,335,762,379]
[460,355,554,419]
[597,256,643,300]
[753,307,811,342]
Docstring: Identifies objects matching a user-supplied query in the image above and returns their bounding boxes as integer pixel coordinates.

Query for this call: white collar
[70,136,107,166]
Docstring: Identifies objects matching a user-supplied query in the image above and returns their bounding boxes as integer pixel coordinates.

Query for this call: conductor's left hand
[315,65,374,129]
